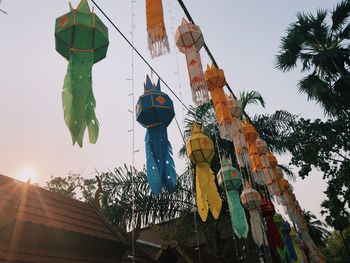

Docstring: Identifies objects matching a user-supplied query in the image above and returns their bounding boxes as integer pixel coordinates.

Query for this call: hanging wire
[129,0,137,262]
[166,0,185,119]
[0,0,8,14]
[208,106,240,261]
[90,0,189,112]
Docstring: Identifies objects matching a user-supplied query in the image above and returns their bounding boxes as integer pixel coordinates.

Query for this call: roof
[0,174,124,241]
[0,174,154,263]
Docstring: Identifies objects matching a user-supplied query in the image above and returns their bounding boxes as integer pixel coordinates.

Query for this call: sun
[16,167,38,182]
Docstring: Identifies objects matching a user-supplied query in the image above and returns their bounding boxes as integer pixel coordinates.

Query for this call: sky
[0,0,340,221]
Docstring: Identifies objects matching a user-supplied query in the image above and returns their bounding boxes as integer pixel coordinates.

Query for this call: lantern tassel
[62,51,98,147]
[146,0,170,58]
[145,125,176,195]
[196,163,221,221]
[250,209,267,247]
[226,190,249,238]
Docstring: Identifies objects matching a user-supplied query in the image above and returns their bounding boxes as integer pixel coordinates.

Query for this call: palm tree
[303,210,330,247]
[98,165,194,230]
[276,0,350,117]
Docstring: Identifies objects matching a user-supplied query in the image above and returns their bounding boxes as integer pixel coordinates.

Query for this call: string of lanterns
[54,1,326,262]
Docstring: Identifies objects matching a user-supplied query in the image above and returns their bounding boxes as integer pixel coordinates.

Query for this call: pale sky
[0,0,339,220]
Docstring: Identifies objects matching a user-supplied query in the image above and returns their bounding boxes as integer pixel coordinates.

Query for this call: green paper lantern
[55,0,109,147]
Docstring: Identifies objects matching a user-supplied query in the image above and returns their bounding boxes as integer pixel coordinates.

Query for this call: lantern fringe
[191,81,210,105]
[250,209,267,247]
[147,28,170,58]
[218,121,235,142]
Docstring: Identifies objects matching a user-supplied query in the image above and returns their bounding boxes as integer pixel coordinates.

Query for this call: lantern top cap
[144,75,161,92]
[190,122,203,134]
[206,64,218,71]
[220,153,232,166]
[76,0,91,13]
[181,17,189,25]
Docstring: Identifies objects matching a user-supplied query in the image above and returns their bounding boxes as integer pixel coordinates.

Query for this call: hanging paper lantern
[240,181,267,247]
[55,0,109,147]
[217,155,248,238]
[261,195,285,258]
[175,18,208,105]
[282,221,298,262]
[186,123,222,222]
[146,0,169,58]
[265,152,282,196]
[205,64,235,141]
[242,121,264,184]
[136,75,176,195]
[227,95,243,118]
[227,96,250,167]
[256,138,275,190]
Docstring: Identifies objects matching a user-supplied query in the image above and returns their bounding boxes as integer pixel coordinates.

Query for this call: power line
[90,0,189,112]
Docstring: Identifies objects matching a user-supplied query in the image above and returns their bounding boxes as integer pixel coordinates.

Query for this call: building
[0,174,154,263]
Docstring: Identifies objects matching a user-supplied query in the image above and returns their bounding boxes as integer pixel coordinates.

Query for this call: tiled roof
[0,174,122,242]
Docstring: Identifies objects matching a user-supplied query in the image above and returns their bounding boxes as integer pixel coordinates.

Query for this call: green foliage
[276,0,350,117]
[98,165,194,229]
[303,210,330,247]
[283,114,350,230]
[45,172,96,201]
[322,228,350,263]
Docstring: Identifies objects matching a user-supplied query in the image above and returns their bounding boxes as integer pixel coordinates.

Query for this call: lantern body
[205,65,226,91]
[186,123,215,165]
[267,152,278,167]
[136,77,174,128]
[242,121,258,142]
[55,1,109,63]
[256,138,268,154]
[217,164,241,191]
[241,187,262,210]
[261,197,276,218]
[186,130,214,164]
[175,18,203,52]
[227,95,243,118]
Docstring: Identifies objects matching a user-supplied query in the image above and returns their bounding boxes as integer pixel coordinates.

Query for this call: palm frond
[331,0,350,32]
[99,165,195,229]
[252,110,298,154]
[277,164,296,181]
[239,90,265,112]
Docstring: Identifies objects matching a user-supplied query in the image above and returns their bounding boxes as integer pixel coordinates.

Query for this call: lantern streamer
[146,0,169,58]
[282,221,298,262]
[136,76,176,195]
[145,126,176,194]
[55,0,109,147]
